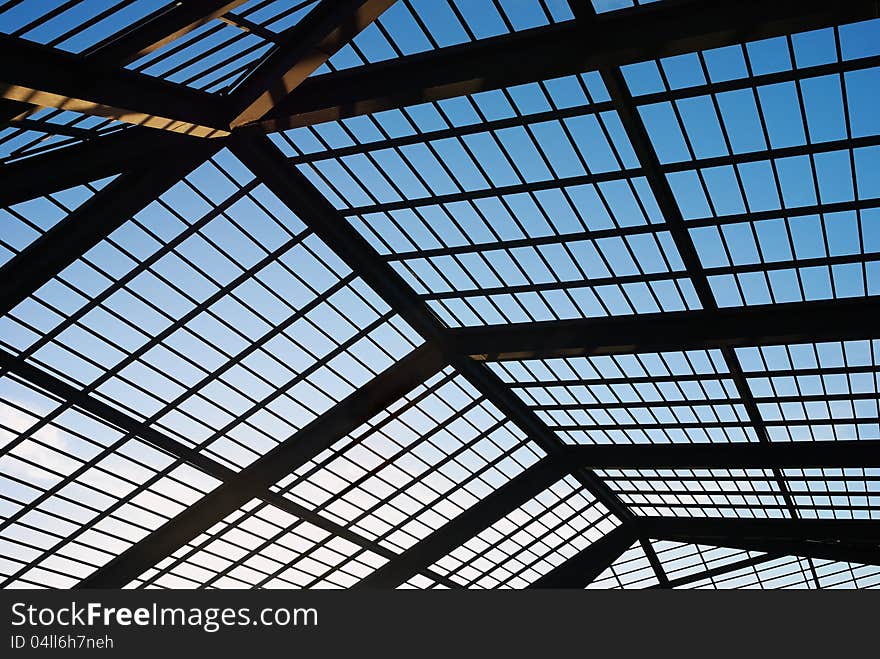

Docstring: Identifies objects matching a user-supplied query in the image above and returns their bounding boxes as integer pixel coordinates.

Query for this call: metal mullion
[424,267,686,300]
[9,0,81,36]
[384,220,666,262]
[514,359,618,444]
[1,224,318,463]
[151,27,250,83]
[183,38,272,92]
[464,95,574,322]
[365,105,538,326]
[286,101,616,166]
[696,73,785,305]
[128,22,227,74]
[426,102,548,323]
[782,38,838,302]
[340,166,644,217]
[296,395,491,518]
[834,27,870,302]
[562,75,653,314]
[356,424,537,552]
[45,0,137,48]
[660,134,880,175]
[707,253,880,281]
[635,53,880,108]
[653,59,756,306]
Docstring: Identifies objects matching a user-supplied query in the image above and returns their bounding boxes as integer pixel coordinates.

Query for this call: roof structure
[0,0,879,590]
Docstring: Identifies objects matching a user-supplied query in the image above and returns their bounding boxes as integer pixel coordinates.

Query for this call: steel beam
[356,455,571,588]
[0,139,220,317]
[449,297,880,361]
[564,440,880,471]
[528,526,638,588]
[79,343,447,588]
[669,537,880,569]
[229,0,396,127]
[640,517,880,545]
[0,128,207,206]
[0,35,230,137]
[258,0,877,130]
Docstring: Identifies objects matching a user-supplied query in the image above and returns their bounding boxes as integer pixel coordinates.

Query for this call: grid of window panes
[487,351,756,444]
[129,498,391,589]
[427,475,619,588]
[601,465,879,520]
[271,367,544,555]
[737,340,880,443]
[0,371,221,588]
[0,148,427,586]
[274,72,702,328]
[646,540,806,588]
[596,468,790,518]
[2,149,422,473]
[318,0,575,76]
[586,538,659,588]
[663,548,880,588]
[1,1,878,592]
[621,20,880,307]
[125,0,323,93]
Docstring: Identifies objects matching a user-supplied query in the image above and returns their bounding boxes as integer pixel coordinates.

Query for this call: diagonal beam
[0,139,221,318]
[78,343,447,588]
[640,537,671,588]
[0,35,230,137]
[527,526,638,588]
[355,455,571,588]
[258,0,877,130]
[229,0,396,128]
[449,297,880,361]
[228,132,633,513]
[0,128,208,207]
[0,348,458,589]
[656,553,781,589]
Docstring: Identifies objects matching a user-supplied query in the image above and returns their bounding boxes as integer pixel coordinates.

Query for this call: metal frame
[0,0,878,591]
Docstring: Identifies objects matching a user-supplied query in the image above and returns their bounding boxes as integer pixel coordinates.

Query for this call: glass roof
[0,1,878,590]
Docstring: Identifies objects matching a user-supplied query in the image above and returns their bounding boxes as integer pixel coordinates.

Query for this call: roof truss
[0,0,877,591]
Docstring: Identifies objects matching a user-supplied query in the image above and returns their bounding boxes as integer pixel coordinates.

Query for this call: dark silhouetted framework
[0,0,878,590]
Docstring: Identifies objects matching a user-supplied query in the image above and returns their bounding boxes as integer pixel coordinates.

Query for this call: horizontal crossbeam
[449,297,880,361]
